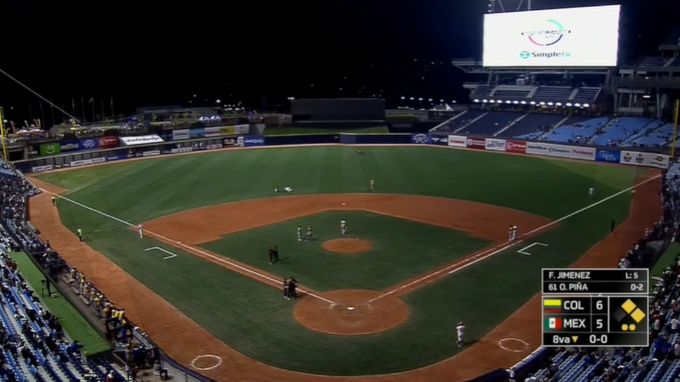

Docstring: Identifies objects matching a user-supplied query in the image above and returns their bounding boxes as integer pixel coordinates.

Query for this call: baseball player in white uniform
[511,225,517,241]
[138,224,143,239]
[589,187,595,198]
[456,321,465,346]
[508,225,513,241]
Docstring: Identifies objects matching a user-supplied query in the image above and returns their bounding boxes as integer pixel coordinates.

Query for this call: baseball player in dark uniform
[269,247,275,265]
[273,245,280,262]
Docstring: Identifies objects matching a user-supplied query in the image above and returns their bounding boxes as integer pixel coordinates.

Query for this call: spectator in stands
[153,360,169,380]
[68,339,84,355]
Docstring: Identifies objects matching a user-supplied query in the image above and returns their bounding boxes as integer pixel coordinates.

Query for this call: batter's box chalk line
[190,355,222,371]
[498,338,529,353]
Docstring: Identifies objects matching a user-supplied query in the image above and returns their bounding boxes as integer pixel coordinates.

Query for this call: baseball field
[26,145,661,381]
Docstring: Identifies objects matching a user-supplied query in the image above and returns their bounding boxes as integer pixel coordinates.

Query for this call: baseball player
[589,187,595,198]
[297,226,302,241]
[305,225,313,242]
[511,225,517,241]
[274,186,279,193]
[268,246,275,265]
[283,278,289,300]
[138,223,143,239]
[456,321,465,347]
[51,195,56,206]
[77,228,83,242]
[370,179,375,191]
[341,219,347,235]
[508,225,513,241]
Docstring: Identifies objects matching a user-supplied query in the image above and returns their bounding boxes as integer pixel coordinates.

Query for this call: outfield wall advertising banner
[60,141,81,152]
[173,129,190,140]
[206,144,223,150]
[243,136,265,147]
[39,143,60,156]
[98,136,119,149]
[233,124,250,134]
[70,157,106,167]
[595,149,621,163]
[620,151,669,169]
[189,128,205,139]
[448,135,467,147]
[170,147,193,154]
[430,136,448,145]
[142,150,161,157]
[79,138,99,150]
[506,140,526,154]
[120,135,164,146]
[485,138,506,151]
[204,127,223,137]
[526,142,595,161]
[31,165,53,172]
[466,138,486,149]
[411,134,431,144]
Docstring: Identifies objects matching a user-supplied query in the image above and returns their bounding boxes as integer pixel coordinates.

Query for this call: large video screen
[483,5,621,67]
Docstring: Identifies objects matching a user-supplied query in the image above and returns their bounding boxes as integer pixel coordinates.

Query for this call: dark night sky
[1,0,679,121]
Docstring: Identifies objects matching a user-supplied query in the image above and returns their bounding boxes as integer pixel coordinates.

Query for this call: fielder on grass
[457,322,465,347]
[138,223,143,239]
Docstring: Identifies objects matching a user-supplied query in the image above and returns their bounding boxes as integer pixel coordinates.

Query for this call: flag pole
[110,95,114,120]
[80,96,85,123]
[91,96,95,123]
[673,99,679,157]
[49,99,55,128]
[101,99,105,123]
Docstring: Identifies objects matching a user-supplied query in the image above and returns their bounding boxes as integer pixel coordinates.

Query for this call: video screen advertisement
[482,5,621,68]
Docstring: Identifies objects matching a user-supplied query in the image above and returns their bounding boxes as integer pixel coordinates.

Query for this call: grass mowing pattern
[36,146,641,374]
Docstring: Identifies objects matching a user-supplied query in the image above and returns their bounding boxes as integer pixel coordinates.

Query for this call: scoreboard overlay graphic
[541,268,649,347]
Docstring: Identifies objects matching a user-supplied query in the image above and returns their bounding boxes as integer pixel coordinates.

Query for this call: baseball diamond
[27,145,657,380]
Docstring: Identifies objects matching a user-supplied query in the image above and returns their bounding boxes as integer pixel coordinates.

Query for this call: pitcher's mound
[322,238,372,254]
[293,289,409,335]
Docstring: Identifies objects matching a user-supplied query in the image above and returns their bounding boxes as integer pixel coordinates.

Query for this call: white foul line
[145,246,178,260]
[365,173,661,304]
[38,189,336,305]
[517,242,549,256]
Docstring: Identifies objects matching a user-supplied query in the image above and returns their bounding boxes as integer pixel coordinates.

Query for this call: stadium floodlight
[575,103,581,107]
[418,98,423,101]
[539,102,546,105]
[473,99,480,103]
[440,99,444,102]
[401,96,406,100]
[482,99,488,103]
[489,100,496,103]
[505,100,512,104]
[529,101,536,105]
[547,102,553,106]
[428,98,433,102]
[583,103,590,108]
[556,102,562,106]
[520,100,527,105]
[566,103,573,107]
[513,100,519,104]
[410,97,415,100]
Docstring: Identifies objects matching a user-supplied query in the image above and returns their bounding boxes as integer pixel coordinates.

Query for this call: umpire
[269,245,280,265]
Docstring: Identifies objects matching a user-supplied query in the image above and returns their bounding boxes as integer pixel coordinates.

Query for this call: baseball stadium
[1,2,680,382]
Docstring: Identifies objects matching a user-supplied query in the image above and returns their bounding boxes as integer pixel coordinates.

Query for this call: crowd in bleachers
[0,161,160,382]
[512,162,680,382]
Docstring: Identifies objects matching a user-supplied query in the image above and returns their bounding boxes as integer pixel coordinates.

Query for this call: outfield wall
[16,133,670,174]
[16,132,669,382]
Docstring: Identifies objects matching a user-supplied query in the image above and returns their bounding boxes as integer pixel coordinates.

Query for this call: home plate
[347,306,355,311]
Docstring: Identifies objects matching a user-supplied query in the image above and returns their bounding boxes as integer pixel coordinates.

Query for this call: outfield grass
[263,126,389,136]
[36,146,643,374]
[10,251,111,355]
[200,211,491,291]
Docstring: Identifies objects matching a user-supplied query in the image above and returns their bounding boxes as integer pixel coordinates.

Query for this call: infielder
[297,226,302,241]
[370,179,375,191]
[305,225,313,242]
[508,225,513,241]
[341,219,347,235]
[456,321,465,347]
[511,225,517,241]
[589,187,595,198]
[138,223,143,239]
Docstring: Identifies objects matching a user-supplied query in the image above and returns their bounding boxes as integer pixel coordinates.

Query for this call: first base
[347,306,355,311]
